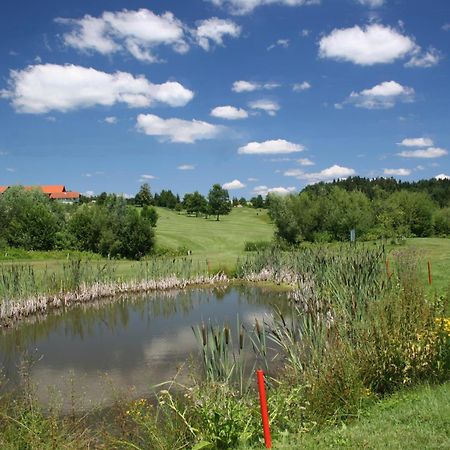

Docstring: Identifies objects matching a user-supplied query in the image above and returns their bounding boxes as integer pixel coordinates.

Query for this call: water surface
[0,285,288,410]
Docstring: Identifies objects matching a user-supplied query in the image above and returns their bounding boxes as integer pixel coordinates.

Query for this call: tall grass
[0,257,223,325]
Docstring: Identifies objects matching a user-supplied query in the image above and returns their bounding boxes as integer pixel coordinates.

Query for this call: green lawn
[403,237,450,296]
[268,383,450,449]
[154,207,274,270]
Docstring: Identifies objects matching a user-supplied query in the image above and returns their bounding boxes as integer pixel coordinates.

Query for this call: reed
[0,257,226,326]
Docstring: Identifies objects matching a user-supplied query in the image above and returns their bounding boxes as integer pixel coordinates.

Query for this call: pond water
[0,285,289,411]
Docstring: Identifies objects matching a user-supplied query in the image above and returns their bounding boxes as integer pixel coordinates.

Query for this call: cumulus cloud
[343,81,414,110]
[383,168,411,176]
[177,164,195,170]
[297,158,315,166]
[238,139,304,155]
[267,39,290,50]
[356,0,384,7]
[104,116,118,124]
[284,164,356,183]
[139,174,156,182]
[210,105,248,119]
[205,0,319,15]
[319,24,416,66]
[232,80,280,92]
[293,81,311,92]
[443,24,450,32]
[435,173,450,180]
[56,9,189,63]
[252,185,296,196]
[136,114,223,143]
[248,99,280,116]
[222,179,246,189]
[405,47,441,68]
[397,147,448,159]
[1,64,194,114]
[397,137,434,147]
[193,17,241,51]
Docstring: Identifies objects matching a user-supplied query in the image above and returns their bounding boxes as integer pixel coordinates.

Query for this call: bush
[244,240,272,252]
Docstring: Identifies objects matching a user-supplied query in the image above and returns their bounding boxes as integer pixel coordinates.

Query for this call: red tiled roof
[0,186,8,194]
[40,185,66,194]
[49,192,80,200]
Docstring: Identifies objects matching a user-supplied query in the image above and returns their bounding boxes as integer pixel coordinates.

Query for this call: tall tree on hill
[135,183,153,206]
[208,184,232,221]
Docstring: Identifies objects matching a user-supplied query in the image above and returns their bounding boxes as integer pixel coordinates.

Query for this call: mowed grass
[403,237,450,296]
[154,207,274,270]
[268,382,450,450]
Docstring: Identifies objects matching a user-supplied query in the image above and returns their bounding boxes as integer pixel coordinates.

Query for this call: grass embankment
[154,207,273,270]
[268,382,450,449]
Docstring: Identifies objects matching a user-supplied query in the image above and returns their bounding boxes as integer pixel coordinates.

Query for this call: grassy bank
[268,382,450,449]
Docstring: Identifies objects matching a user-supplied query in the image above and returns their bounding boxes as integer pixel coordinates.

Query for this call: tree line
[269,178,450,244]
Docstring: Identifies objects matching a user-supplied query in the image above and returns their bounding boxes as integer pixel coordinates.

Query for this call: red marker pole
[428,261,432,285]
[256,370,272,448]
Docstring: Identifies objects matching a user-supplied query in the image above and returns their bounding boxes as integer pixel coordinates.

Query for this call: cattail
[201,323,207,346]
[239,326,244,350]
[224,326,230,345]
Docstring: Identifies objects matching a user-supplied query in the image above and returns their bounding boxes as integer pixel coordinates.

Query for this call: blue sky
[0,0,449,198]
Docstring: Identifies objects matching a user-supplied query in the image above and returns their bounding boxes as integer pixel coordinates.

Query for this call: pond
[0,285,289,411]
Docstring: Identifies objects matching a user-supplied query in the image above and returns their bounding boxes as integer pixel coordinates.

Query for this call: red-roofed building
[0,185,80,203]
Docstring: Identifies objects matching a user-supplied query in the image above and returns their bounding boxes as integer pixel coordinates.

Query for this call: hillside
[154,207,274,269]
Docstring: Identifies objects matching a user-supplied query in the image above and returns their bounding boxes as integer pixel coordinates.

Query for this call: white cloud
[252,185,296,196]
[193,17,241,51]
[1,64,194,114]
[232,80,280,92]
[397,137,434,147]
[356,0,384,7]
[435,173,450,180]
[139,174,156,181]
[248,99,280,116]
[83,190,95,197]
[397,147,448,159]
[104,116,118,124]
[136,114,223,143]
[205,0,319,15]
[297,157,315,166]
[238,139,304,155]
[267,39,290,50]
[383,168,411,176]
[300,29,310,37]
[293,81,311,92]
[405,47,441,68]
[247,177,258,182]
[56,9,189,62]
[177,164,195,170]
[222,179,246,189]
[319,24,416,65]
[443,24,450,32]
[285,165,356,183]
[344,81,414,109]
[210,105,248,119]
[6,168,15,172]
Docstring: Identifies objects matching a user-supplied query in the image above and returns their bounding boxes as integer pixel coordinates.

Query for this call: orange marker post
[428,261,432,285]
[256,370,272,449]
[386,258,391,279]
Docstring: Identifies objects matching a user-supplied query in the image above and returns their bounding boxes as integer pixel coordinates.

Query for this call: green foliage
[434,207,450,236]
[208,184,232,221]
[184,191,208,217]
[141,205,159,227]
[68,197,155,259]
[244,240,272,252]
[269,186,441,244]
[0,187,59,250]
[134,183,154,206]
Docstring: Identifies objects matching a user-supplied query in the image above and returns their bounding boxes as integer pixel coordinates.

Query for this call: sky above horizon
[0,0,449,198]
